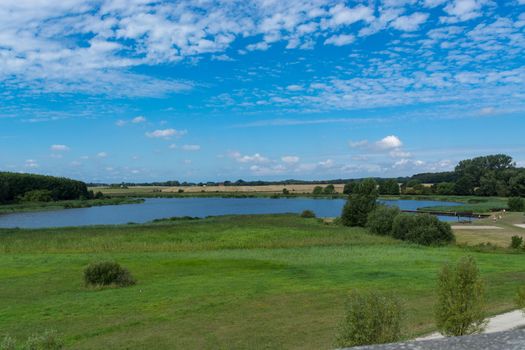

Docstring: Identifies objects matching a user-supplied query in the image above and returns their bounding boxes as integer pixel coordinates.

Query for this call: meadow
[0,214,524,349]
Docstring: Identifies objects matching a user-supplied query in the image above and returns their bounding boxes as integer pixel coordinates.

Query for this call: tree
[454,175,475,195]
[435,182,455,195]
[312,186,323,195]
[367,205,401,236]
[323,184,336,194]
[341,179,378,227]
[336,290,402,347]
[509,172,525,197]
[508,197,524,212]
[435,256,486,337]
[343,182,357,195]
[378,180,400,195]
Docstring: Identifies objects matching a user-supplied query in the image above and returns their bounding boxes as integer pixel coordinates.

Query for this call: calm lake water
[0,198,467,229]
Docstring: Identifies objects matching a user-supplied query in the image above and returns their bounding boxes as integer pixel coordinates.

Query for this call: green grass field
[1,215,524,349]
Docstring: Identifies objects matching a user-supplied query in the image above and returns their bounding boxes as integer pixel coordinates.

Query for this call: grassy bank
[0,215,524,349]
[0,198,143,214]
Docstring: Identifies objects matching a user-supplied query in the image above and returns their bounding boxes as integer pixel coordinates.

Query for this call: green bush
[19,190,53,202]
[300,210,316,218]
[341,179,378,227]
[282,188,290,195]
[1,336,16,350]
[508,197,524,212]
[435,256,486,336]
[84,261,136,288]
[312,186,323,195]
[323,184,336,194]
[367,205,401,236]
[510,235,523,249]
[336,290,402,347]
[343,182,356,195]
[391,213,454,246]
[516,286,525,310]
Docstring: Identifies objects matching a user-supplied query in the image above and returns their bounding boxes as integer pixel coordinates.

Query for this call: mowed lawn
[0,215,524,349]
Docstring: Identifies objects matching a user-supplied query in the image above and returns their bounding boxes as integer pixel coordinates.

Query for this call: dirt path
[514,224,525,229]
[416,310,525,340]
[451,225,503,230]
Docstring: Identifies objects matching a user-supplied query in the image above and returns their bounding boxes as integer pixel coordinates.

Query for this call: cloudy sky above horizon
[1,0,524,182]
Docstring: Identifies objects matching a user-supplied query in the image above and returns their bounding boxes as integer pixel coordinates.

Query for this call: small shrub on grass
[300,210,316,218]
[510,235,523,249]
[23,330,63,350]
[84,261,136,288]
[1,335,16,350]
[435,256,486,337]
[366,205,401,236]
[336,290,402,347]
[516,286,525,311]
[508,197,524,212]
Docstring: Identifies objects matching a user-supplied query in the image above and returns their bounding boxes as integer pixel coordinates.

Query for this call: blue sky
[0,0,524,182]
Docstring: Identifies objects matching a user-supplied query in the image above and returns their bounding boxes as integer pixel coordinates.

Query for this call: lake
[0,197,469,229]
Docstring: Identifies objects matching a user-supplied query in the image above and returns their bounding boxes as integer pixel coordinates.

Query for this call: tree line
[0,172,90,204]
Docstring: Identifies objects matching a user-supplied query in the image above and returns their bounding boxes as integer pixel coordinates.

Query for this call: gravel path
[451,225,503,230]
[416,310,525,341]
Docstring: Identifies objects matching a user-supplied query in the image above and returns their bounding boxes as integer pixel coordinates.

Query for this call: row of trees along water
[340,154,525,197]
[0,172,91,204]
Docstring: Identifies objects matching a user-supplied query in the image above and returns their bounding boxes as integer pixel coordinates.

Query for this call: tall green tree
[341,179,378,227]
[343,182,356,195]
[378,180,400,195]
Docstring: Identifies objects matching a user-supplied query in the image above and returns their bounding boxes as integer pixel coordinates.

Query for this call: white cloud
[391,12,429,31]
[349,140,369,148]
[115,120,127,127]
[441,0,487,23]
[318,159,334,168]
[324,34,355,46]
[230,151,269,163]
[50,144,70,151]
[327,4,374,27]
[286,85,303,91]
[146,129,187,139]
[131,116,146,123]
[246,42,269,52]
[281,155,300,164]
[182,144,201,151]
[25,159,39,168]
[375,135,403,149]
[389,149,412,158]
[97,152,108,158]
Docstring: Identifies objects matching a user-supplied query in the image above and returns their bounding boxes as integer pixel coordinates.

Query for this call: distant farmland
[93,184,346,195]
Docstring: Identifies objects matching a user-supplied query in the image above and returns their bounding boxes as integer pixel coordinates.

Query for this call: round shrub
[391,213,414,241]
[300,209,316,218]
[510,235,523,249]
[508,197,524,212]
[367,205,401,236]
[392,213,454,246]
[84,261,136,288]
[336,290,402,347]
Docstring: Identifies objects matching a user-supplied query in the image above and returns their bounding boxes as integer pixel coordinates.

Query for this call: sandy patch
[514,224,525,229]
[451,225,503,230]
[416,310,525,340]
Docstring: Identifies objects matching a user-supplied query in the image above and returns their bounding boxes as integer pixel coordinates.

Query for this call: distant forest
[0,172,90,204]
[89,154,525,197]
